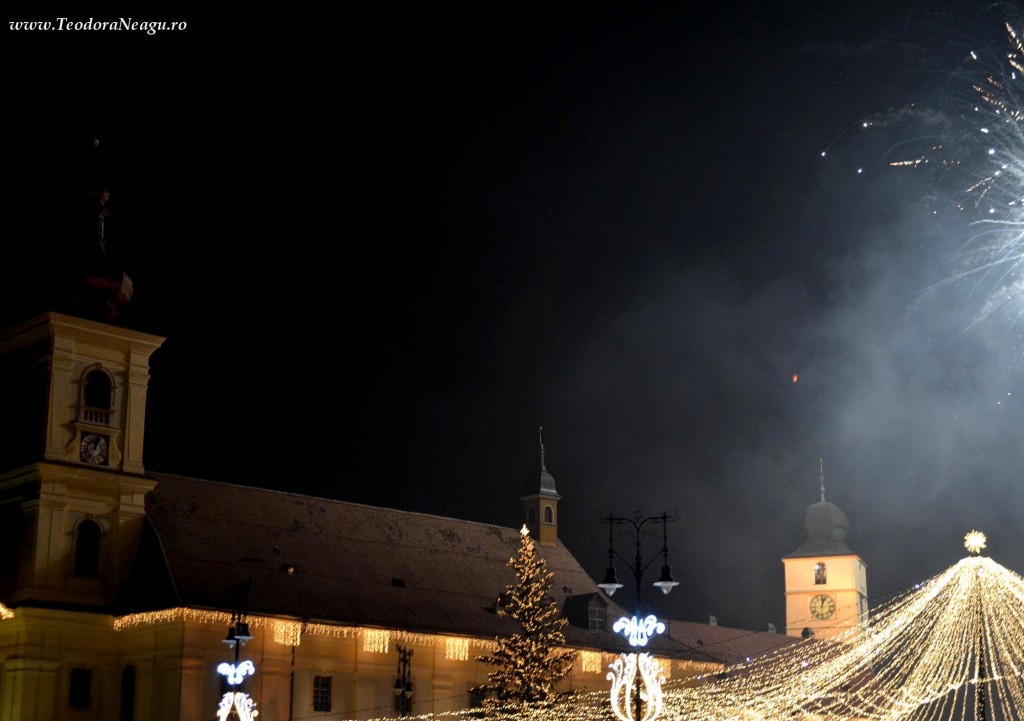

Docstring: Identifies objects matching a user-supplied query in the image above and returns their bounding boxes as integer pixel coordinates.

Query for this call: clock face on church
[809,594,836,620]
[80,433,110,466]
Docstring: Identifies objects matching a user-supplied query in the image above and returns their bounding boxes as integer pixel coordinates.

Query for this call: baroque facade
[0,311,726,721]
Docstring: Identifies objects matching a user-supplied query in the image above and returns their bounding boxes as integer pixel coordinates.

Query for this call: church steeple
[819,457,826,502]
[520,427,561,546]
[781,461,868,641]
[0,154,164,609]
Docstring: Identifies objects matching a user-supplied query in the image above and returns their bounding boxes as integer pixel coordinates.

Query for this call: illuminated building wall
[0,313,736,720]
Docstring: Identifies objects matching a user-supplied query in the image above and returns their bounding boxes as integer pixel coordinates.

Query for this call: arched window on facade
[543,505,553,524]
[74,519,101,577]
[81,369,113,426]
[120,666,136,721]
[814,562,826,585]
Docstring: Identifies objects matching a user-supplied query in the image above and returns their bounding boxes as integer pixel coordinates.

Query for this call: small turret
[520,428,561,546]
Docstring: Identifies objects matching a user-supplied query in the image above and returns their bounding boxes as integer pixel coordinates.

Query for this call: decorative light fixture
[653,565,679,595]
[599,567,624,595]
[216,578,259,721]
[598,519,626,595]
[600,511,679,721]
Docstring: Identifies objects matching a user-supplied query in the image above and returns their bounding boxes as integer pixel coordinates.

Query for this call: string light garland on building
[445,637,470,661]
[113,608,487,656]
[581,651,604,674]
[273,619,303,646]
[0,603,13,621]
[364,629,392,654]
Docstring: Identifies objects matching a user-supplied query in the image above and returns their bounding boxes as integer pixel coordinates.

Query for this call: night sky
[6,1,1023,633]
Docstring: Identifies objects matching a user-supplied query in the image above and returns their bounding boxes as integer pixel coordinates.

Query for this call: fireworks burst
[886,17,1024,361]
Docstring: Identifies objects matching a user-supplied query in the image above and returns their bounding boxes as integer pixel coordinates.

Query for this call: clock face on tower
[809,593,836,620]
[80,433,110,466]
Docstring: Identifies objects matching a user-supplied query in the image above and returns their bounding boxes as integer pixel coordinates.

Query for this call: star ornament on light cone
[964,530,987,556]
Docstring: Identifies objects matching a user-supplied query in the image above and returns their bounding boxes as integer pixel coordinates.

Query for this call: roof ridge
[146,471,534,536]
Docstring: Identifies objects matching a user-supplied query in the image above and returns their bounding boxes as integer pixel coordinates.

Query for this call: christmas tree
[476,525,578,705]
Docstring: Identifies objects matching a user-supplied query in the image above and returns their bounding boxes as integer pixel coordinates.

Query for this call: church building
[0,176,845,720]
[0,307,723,720]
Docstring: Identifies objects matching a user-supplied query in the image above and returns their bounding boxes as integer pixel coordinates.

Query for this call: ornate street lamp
[600,511,679,721]
[393,644,414,716]
[216,578,259,721]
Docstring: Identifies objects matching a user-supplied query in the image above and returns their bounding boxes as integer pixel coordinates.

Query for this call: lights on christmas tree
[476,525,577,704]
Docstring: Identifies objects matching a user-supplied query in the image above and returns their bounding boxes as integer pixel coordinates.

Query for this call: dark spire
[78,135,134,321]
[521,427,559,497]
[819,457,826,503]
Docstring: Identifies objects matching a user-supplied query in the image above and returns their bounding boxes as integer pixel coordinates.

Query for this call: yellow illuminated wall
[782,553,867,641]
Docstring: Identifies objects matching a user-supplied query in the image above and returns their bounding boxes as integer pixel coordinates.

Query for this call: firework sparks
[888,20,1024,360]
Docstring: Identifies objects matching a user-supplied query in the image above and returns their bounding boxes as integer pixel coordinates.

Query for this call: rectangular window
[313,675,332,713]
[69,668,92,709]
[588,606,606,631]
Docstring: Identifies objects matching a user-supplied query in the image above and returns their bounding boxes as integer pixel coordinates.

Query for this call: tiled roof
[667,620,801,665]
[138,473,715,662]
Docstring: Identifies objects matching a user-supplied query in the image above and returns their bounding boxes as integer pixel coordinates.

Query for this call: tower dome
[786,462,852,558]
[523,459,558,497]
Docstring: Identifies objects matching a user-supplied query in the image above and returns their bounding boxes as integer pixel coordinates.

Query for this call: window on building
[543,505,553,523]
[120,666,136,721]
[69,668,92,709]
[81,369,112,425]
[814,562,826,585]
[588,606,606,631]
[313,675,332,712]
[74,520,101,577]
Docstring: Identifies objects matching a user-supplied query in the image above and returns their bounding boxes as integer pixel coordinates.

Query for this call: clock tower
[781,463,868,642]
[0,312,164,608]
